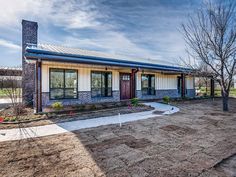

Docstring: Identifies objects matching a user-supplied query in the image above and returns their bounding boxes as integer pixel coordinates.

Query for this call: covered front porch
[24,44,196,113]
[31,61,195,113]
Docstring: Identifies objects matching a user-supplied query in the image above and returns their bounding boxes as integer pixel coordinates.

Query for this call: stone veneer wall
[42,91,120,107]
[22,20,38,106]
[136,89,180,100]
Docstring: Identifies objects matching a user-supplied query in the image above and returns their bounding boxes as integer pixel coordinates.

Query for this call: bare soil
[0,98,236,177]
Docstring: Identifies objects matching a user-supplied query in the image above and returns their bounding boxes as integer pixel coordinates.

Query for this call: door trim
[119,73,131,100]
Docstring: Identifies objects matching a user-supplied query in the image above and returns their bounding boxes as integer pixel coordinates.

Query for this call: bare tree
[181,1,236,111]
[0,67,23,118]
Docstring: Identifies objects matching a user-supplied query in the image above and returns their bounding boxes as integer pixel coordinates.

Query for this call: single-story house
[22,20,196,113]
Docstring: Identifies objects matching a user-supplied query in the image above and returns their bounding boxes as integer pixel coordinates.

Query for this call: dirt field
[0,98,236,177]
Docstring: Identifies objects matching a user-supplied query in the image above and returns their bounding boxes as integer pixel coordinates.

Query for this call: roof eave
[25,50,192,73]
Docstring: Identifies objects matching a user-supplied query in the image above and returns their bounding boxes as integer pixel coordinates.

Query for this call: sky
[0,0,203,67]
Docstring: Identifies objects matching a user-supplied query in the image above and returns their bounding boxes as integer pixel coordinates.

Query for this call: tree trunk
[222,90,229,111]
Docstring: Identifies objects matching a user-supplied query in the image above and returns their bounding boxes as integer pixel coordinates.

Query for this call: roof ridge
[30,43,179,67]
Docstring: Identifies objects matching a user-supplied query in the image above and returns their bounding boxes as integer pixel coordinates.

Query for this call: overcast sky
[0,0,203,67]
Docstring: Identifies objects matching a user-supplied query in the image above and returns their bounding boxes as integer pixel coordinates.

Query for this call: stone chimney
[22,20,38,106]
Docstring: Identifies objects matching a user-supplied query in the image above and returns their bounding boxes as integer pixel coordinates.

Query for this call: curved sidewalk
[0,102,179,142]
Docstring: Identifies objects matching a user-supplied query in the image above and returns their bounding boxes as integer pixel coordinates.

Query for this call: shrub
[91,104,96,110]
[11,117,16,122]
[80,105,85,111]
[131,98,139,107]
[4,117,9,122]
[163,96,170,104]
[51,102,63,111]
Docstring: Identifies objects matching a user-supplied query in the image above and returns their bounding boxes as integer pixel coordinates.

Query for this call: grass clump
[131,98,139,107]
[51,102,63,111]
[163,96,170,104]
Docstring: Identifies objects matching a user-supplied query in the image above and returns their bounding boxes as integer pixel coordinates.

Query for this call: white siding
[78,68,90,91]
[156,74,178,90]
[41,63,120,92]
[136,72,178,90]
[186,77,194,89]
[41,63,195,93]
[136,72,142,90]
[42,65,49,92]
[112,71,119,91]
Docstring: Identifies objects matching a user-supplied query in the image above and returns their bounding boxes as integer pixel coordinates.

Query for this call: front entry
[120,73,131,100]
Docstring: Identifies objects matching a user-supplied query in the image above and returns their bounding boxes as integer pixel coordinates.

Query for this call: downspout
[131,68,140,98]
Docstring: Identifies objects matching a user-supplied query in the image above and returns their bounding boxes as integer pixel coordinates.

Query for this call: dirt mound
[160,125,197,135]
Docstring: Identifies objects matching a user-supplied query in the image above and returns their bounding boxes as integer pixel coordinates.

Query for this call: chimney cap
[22,19,38,27]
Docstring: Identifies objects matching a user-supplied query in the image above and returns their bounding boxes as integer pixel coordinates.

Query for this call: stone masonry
[186,89,196,98]
[136,89,180,100]
[22,20,38,106]
[136,89,196,100]
[42,91,120,107]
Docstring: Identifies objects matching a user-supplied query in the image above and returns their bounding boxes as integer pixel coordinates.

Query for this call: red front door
[120,73,131,100]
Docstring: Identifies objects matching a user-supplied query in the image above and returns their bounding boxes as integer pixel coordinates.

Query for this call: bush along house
[22,20,196,113]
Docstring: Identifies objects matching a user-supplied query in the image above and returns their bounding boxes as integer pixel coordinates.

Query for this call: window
[91,71,112,97]
[141,74,155,95]
[122,75,130,80]
[50,68,78,99]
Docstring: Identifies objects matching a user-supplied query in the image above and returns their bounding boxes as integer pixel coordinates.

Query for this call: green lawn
[0,89,7,97]
[197,87,236,97]
[0,89,22,98]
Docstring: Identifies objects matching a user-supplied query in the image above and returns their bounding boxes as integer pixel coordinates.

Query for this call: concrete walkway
[0,102,179,142]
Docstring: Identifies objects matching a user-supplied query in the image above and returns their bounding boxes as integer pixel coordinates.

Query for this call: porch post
[181,73,186,98]
[35,61,39,113]
[131,69,135,98]
[131,69,139,98]
[35,60,42,113]
[210,78,215,97]
[38,61,42,112]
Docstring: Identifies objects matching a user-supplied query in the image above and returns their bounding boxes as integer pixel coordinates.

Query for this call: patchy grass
[0,88,22,98]
[197,87,236,97]
[0,89,7,97]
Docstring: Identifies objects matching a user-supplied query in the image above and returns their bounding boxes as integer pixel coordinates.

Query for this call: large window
[141,74,155,95]
[50,68,78,99]
[91,71,112,97]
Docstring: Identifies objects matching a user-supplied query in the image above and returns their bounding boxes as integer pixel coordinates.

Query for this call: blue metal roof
[25,44,192,73]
